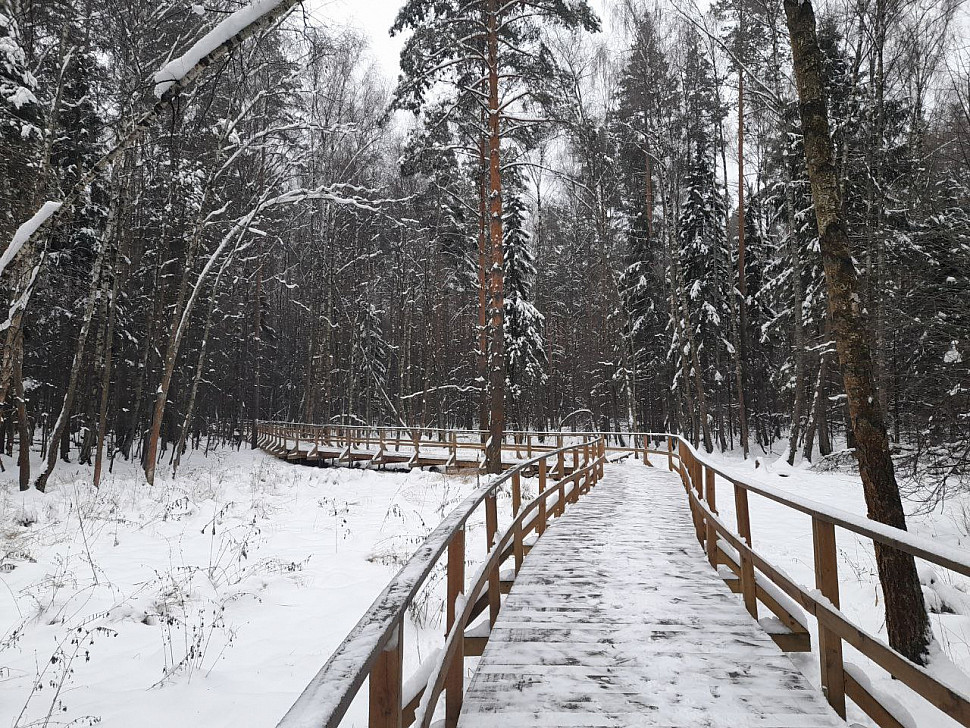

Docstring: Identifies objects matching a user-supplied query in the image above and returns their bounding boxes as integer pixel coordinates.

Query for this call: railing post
[598,439,605,478]
[667,436,673,471]
[527,433,533,459]
[677,440,687,489]
[485,494,501,626]
[369,622,403,728]
[692,456,705,546]
[682,446,704,544]
[538,458,548,535]
[512,472,524,573]
[445,529,465,728]
[733,484,758,619]
[556,434,564,477]
[705,466,717,567]
[812,517,846,718]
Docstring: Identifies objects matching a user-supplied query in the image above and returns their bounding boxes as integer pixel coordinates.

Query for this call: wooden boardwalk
[458,463,845,728]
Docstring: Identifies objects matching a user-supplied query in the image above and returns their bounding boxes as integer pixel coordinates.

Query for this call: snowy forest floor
[0,445,968,727]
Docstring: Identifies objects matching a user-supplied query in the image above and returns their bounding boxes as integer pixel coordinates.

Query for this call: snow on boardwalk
[458,462,844,728]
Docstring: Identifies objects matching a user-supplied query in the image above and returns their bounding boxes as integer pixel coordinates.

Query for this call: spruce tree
[503,170,546,425]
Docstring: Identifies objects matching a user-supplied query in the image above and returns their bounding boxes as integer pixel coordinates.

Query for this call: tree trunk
[786,187,807,466]
[173,261,228,475]
[735,67,750,458]
[483,0,505,474]
[93,233,123,487]
[13,330,29,491]
[477,126,490,438]
[783,0,931,664]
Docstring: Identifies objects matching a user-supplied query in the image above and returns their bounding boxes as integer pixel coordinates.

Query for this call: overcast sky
[307,0,407,80]
[305,0,616,82]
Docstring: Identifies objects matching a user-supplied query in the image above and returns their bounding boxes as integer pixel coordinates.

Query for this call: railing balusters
[445,529,465,728]
[812,518,846,718]
[733,483,758,619]
[538,458,548,535]
[485,494,501,626]
[369,622,403,728]
[512,472,523,574]
[705,466,717,567]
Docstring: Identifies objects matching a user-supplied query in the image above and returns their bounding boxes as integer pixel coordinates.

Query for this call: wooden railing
[255,421,653,468]
[668,435,970,728]
[276,435,608,728]
[268,424,969,728]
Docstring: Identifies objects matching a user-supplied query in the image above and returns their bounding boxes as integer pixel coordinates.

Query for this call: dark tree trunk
[483,0,506,474]
[783,0,931,665]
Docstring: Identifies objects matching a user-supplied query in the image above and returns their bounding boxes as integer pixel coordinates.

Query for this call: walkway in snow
[458,462,845,728]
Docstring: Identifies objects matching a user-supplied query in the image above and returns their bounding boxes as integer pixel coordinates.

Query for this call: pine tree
[393,0,599,471]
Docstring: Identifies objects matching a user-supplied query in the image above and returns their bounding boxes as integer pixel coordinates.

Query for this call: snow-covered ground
[696,447,970,728]
[2,444,967,727]
[0,448,495,728]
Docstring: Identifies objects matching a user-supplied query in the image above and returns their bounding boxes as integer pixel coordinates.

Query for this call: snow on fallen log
[0,201,60,279]
[154,0,292,98]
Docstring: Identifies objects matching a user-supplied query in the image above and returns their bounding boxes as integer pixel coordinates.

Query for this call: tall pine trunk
[734,67,750,458]
[783,0,931,664]
[483,0,506,474]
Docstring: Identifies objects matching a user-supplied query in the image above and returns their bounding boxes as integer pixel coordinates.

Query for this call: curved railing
[255,421,649,470]
[268,424,970,728]
[277,436,607,728]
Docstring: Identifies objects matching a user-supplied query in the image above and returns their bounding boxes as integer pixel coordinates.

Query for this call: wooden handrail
[276,436,607,728]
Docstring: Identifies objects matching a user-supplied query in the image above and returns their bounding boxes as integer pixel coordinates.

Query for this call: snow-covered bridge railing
[276,435,607,728]
[670,435,970,728]
[255,421,649,471]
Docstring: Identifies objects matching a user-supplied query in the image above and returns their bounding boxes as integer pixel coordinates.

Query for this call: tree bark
[12,330,29,491]
[734,67,750,458]
[173,260,229,475]
[783,0,931,664]
[477,122,490,438]
[483,0,506,474]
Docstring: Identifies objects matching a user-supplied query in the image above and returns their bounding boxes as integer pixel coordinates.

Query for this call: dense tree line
[0,0,966,498]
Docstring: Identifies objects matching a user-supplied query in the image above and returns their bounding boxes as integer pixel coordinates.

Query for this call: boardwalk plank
[457,462,844,728]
